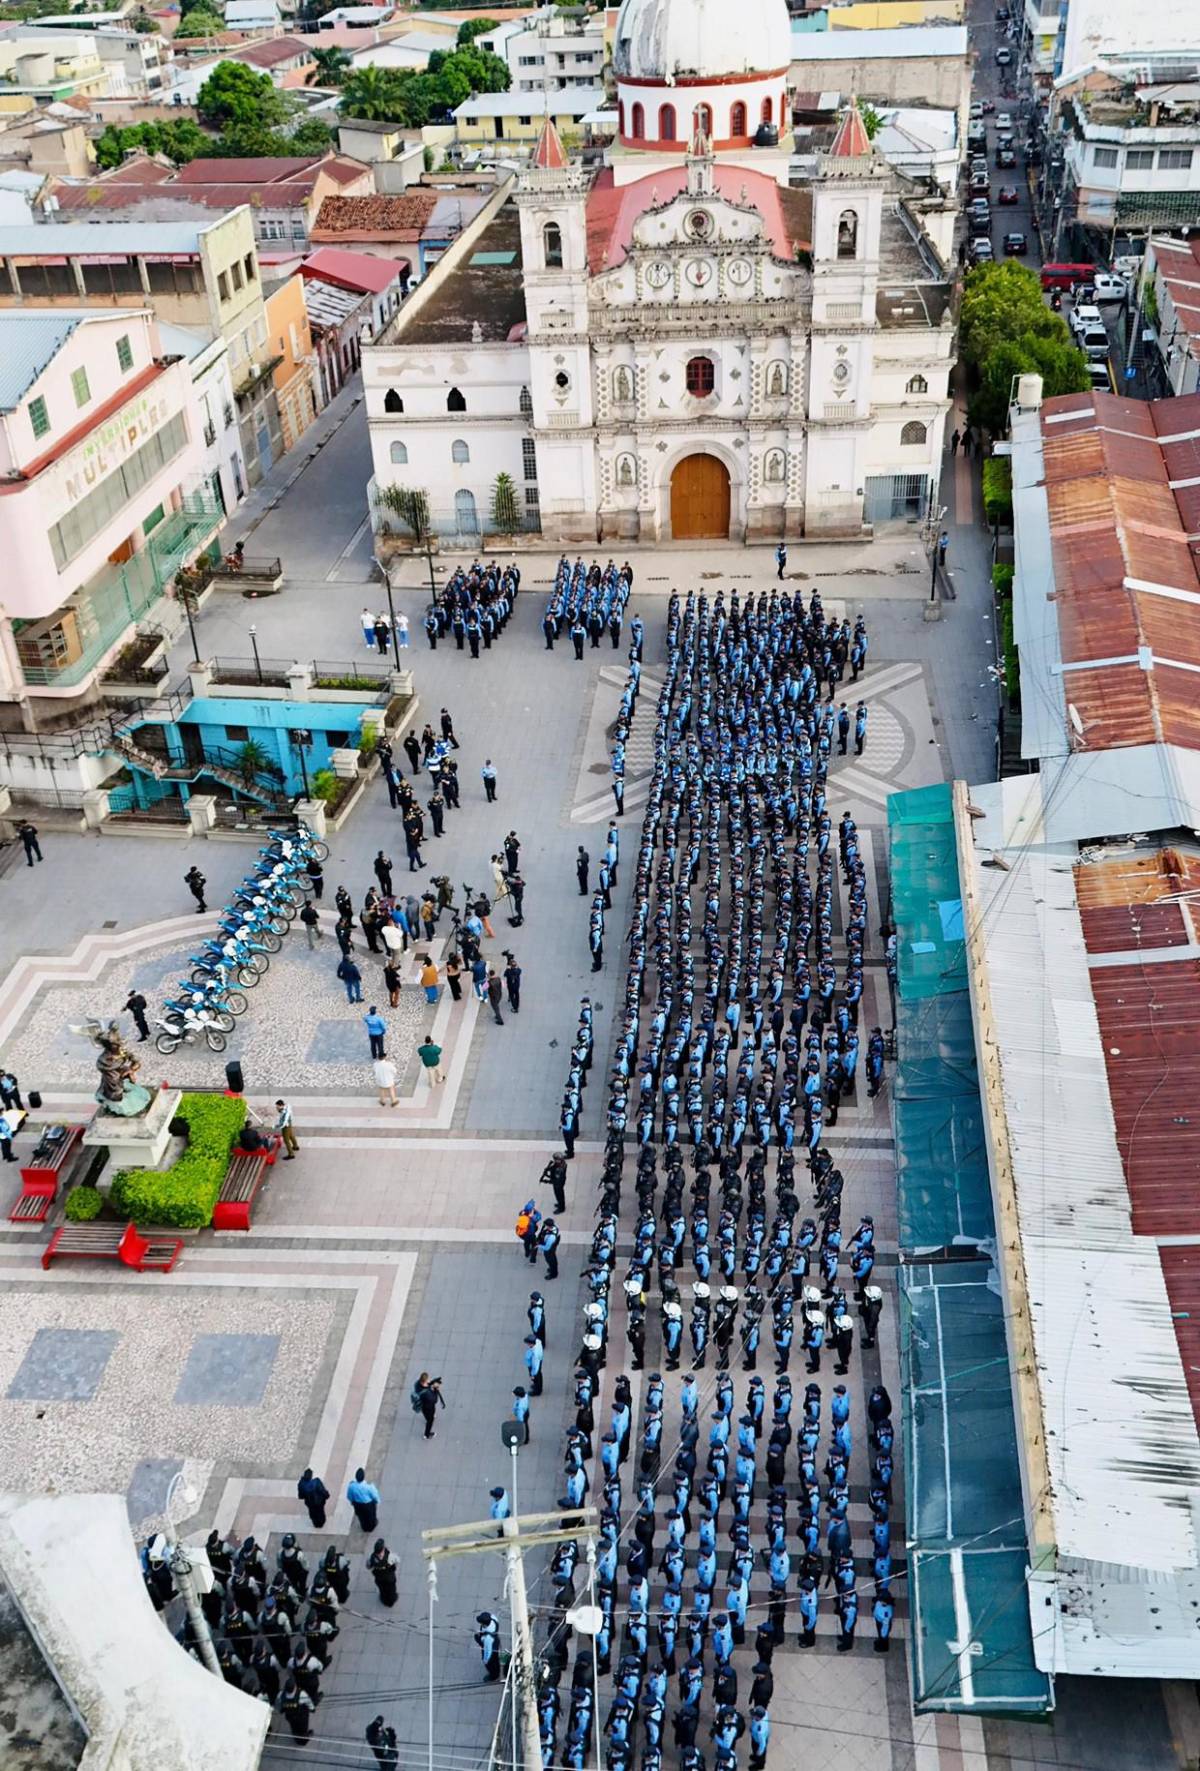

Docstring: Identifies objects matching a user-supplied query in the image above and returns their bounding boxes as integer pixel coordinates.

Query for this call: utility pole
[422,1502,597,1771]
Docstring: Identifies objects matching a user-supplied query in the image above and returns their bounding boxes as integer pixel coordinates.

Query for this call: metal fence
[210,657,295,688]
[312,658,392,684]
[6,786,91,810]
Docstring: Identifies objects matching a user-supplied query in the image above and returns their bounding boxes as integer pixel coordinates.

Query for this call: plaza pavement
[0,391,1184,1771]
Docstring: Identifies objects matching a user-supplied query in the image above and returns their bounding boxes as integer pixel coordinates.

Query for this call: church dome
[613,0,793,82]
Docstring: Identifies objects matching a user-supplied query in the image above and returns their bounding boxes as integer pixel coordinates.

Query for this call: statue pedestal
[82,1088,182,1174]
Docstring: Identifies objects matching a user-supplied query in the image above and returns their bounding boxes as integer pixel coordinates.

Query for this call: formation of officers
[543,557,637,657]
[144,1516,407,1746]
[423,560,521,654]
[524,587,894,1768]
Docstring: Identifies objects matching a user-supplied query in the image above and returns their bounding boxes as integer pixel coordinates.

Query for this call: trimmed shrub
[109,1092,247,1230]
[982,457,1013,527]
[992,563,1014,597]
[64,1185,104,1222]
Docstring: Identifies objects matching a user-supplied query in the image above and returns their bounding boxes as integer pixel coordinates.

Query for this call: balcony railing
[18,489,222,690]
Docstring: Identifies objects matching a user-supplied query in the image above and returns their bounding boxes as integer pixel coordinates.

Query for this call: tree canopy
[960,260,1091,435]
[93,118,211,169]
[456,15,498,45]
[340,44,509,126]
[173,8,223,35]
[196,60,291,129]
[306,45,350,85]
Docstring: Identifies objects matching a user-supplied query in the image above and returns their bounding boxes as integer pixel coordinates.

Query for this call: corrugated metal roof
[965,777,1200,1576]
[1032,391,1200,756]
[0,310,85,411]
[0,219,220,254]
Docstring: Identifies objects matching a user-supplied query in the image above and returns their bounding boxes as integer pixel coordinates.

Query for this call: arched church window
[730,101,747,137]
[901,420,927,445]
[631,102,644,140]
[543,222,563,268]
[659,103,676,141]
[686,355,715,397]
[451,438,470,463]
[519,385,533,418]
[384,388,403,413]
[906,374,928,394]
[447,386,466,412]
[837,209,858,259]
[766,362,787,398]
[390,441,407,465]
[761,96,773,125]
[613,365,634,403]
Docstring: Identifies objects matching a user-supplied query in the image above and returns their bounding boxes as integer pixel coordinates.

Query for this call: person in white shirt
[374,1056,398,1106]
[395,612,410,650]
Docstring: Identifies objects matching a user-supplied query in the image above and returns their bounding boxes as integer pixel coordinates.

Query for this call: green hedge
[109,1092,247,1230]
[64,1185,104,1222]
[982,457,1013,527]
[992,563,1014,596]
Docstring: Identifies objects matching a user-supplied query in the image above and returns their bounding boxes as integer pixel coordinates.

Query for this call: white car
[1070,303,1103,334]
[1092,271,1128,302]
[969,102,984,121]
[996,112,1013,130]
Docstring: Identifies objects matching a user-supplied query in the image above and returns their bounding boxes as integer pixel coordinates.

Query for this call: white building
[93,27,168,97]
[505,10,607,94]
[1053,64,1200,249]
[1059,0,1200,79]
[0,307,216,723]
[223,0,281,30]
[1148,234,1200,396]
[158,321,248,515]
[364,0,953,548]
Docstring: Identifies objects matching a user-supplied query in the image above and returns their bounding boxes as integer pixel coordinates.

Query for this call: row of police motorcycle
[152,826,329,1056]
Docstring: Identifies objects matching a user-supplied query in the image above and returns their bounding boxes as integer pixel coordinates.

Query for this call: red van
[1041,262,1094,291]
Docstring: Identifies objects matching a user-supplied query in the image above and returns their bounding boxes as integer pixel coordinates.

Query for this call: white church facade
[363,0,956,545]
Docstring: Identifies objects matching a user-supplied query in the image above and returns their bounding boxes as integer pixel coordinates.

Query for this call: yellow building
[825,0,964,25]
[453,90,605,151]
[264,274,317,454]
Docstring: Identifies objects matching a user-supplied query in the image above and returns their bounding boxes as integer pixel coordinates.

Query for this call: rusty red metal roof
[1040,391,1200,753]
[1075,849,1200,1238]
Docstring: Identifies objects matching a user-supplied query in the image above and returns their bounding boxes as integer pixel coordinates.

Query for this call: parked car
[998,185,1019,204]
[995,4,1010,17]
[1112,254,1142,280]
[969,102,984,122]
[971,172,990,194]
[995,44,1012,63]
[971,238,995,262]
[996,112,1013,130]
[968,126,987,151]
[1093,271,1128,301]
[996,145,1017,167]
[1087,361,1112,389]
[1080,327,1110,362]
[1003,231,1028,255]
[1070,303,1104,334]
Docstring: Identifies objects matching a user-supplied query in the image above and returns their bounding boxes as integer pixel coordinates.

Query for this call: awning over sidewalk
[888,783,1052,1716]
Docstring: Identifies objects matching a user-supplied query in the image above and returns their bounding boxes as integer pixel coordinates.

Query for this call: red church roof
[584,166,811,275]
[532,119,569,170]
[829,98,872,158]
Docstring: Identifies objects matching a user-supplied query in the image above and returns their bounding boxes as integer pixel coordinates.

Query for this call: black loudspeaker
[225,1062,245,1096]
[27,1090,42,1110]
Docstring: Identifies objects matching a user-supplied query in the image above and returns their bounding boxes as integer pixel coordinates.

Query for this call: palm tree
[308,46,350,87]
[339,65,407,122]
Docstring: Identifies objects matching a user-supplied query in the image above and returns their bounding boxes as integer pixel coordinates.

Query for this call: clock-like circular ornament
[727,258,753,287]
[685,259,713,288]
[645,261,672,290]
[832,360,851,385]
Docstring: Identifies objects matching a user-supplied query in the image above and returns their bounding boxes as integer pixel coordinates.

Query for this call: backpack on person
[411,1382,424,1414]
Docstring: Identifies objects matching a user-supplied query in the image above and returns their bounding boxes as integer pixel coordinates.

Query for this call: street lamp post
[182,591,201,666]
[291,729,312,799]
[383,566,398,661]
[248,623,263,686]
